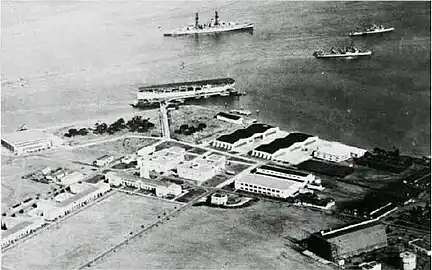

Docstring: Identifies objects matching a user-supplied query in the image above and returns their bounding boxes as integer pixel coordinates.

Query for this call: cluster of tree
[174,123,207,136]
[64,128,89,137]
[1,223,6,230]
[93,116,155,135]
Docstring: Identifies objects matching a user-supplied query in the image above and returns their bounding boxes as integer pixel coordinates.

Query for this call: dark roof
[216,123,275,144]
[139,78,235,90]
[321,221,385,240]
[216,112,241,120]
[254,133,313,154]
[258,165,309,177]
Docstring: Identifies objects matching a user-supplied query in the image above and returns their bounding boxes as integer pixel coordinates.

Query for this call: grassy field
[89,200,350,269]
[170,105,247,144]
[1,192,180,270]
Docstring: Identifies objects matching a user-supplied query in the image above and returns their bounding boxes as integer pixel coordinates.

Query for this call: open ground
[1,191,180,270]
[89,200,352,270]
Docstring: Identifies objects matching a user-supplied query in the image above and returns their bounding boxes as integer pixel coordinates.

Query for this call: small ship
[163,11,254,37]
[313,46,372,59]
[349,24,395,36]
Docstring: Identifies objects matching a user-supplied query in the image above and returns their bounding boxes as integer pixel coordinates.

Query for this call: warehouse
[177,154,226,182]
[310,141,367,163]
[212,123,279,150]
[255,164,316,183]
[215,112,243,125]
[235,173,307,198]
[250,132,318,160]
[1,217,46,249]
[94,155,115,167]
[307,221,388,262]
[105,171,181,197]
[36,182,110,221]
[1,130,63,156]
[139,146,185,173]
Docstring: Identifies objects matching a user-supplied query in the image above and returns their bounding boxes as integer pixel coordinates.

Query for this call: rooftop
[254,132,313,154]
[1,217,42,239]
[237,173,305,191]
[2,129,56,146]
[139,78,235,90]
[216,123,275,144]
[258,164,310,177]
[321,221,385,240]
[216,112,242,121]
[116,173,173,188]
[96,155,113,161]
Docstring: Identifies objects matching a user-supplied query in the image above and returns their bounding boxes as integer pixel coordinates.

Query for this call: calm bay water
[1,1,430,155]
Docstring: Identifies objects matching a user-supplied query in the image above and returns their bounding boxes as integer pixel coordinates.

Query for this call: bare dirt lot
[1,191,180,270]
[89,200,350,270]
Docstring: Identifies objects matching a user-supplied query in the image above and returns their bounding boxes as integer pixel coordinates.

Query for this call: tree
[1,223,7,230]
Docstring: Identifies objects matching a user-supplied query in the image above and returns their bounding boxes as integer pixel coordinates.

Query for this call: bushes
[174,123,207,136]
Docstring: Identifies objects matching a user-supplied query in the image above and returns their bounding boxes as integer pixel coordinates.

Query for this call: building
[359,261,381,270]
[212,123,279,151]
[215,112,243,125]
[1,216,46,249]
[137,144,156,156]
[255,164,316,183]
[46,167,68,181]
[177,154,226,182]
[250,132,318,160]
[58,172,85,186]
[94,155,115,167]
[311,141,367,163]
[400,252,416,270]
[408,238,431,256]
[139,147,185,173]
[36,182,110,221]
[235,173,307,199]
[105,172,181,197]
[1,130,63,156]
[211,193,228,205]
[307,221,388,262]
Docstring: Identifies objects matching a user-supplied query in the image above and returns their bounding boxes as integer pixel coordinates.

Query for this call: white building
[400,252,416,270]
[212,124,279,151]
[139,147,185,173]
[1,216,46,249]
[1,130,63,156]
[235,173,307,199]
[250,132,318,160]
[215,112,243,125]
[58,171,85,186]
[255,165,315,183]
[310,141,367,163]
[36,182,110,221]
[94,155,115,167]
[211,193,228,205]
[137,144,156,156]
[46,168,68,181]
[105,171,181,197]
[177,154,226,182]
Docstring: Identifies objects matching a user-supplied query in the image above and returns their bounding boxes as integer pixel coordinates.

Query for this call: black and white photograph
[1,1,431,269]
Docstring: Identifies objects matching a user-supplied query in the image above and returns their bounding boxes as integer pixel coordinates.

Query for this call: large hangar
[1,130,63,156]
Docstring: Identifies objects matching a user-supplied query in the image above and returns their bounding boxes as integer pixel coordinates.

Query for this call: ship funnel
[195,12,199,28]
[215,11,219,25]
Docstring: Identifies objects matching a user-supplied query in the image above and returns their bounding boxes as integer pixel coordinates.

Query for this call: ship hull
[164,23,254,37]
[349,28,395,36]
[314,51,372,59]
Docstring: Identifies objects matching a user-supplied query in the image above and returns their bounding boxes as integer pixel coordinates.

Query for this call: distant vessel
[230,109,252,116]
[135,78,237,106]
[349,24,395,36]
[163,11,254,37]
[313,46,372,59]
